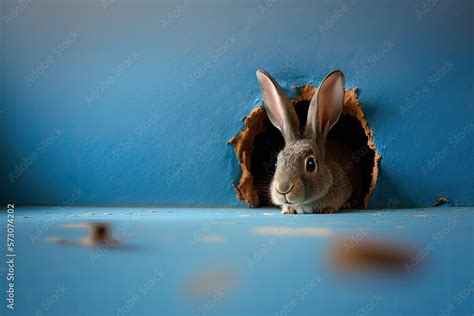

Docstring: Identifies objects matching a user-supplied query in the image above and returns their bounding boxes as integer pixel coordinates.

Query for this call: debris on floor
[433,197,449,207]
[329,238,418,272]
[185,266,237,299]
[45,222,121,248]
[252,226,333,237]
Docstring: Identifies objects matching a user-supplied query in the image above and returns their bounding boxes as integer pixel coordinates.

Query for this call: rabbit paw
[342,198,358,209]
[281,205,298,215]
[320,208,336,214]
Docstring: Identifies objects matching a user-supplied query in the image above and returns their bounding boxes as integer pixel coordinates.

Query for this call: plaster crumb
[80,222,120,247]
[45,237,76,245]
[79,212,95,216]
[252,226,333,237]
[433,197,449,207]
[199,235,226,243]
[63,223,90,228]
[185,266,237,299]
[329,238,417,272]
[414,214,428,218]
[62,222,122,248]
[263,212,275,216]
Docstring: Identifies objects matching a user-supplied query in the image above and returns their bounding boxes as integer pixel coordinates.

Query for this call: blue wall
[1,0,473,207]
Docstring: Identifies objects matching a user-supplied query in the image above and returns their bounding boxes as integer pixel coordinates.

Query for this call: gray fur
[256,70,352,214]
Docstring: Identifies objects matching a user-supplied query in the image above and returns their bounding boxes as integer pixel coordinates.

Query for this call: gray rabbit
[256,69,354,214]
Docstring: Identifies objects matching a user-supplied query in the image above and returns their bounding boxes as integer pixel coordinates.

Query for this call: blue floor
[1,207,473,316]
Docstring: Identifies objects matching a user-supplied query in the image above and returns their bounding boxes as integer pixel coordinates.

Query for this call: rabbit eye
[306,157,316,172]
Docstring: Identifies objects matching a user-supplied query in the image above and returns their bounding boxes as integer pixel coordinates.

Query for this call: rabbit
[256,69,354,214]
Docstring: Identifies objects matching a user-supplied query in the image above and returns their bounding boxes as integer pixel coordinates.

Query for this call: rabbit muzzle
[271,179,305,206]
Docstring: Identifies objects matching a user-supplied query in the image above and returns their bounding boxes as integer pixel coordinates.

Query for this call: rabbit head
[256,69,345,209]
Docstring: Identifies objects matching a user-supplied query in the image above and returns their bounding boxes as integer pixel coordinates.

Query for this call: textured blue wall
[1,0,473,207]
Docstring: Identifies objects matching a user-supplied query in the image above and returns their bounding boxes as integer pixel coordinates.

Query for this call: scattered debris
[414,214,428,218]
[329,238,417,272]
[46,222,121,248]
[325,221,349,225]
[185,266,237,299]
[80,222,120,247]
[433,197,449,207]
[198,235,226,243]
[252,226,333,237]
[45,237,76,245]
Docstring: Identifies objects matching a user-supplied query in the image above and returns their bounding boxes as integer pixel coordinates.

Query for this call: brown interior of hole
[229,87,380,208]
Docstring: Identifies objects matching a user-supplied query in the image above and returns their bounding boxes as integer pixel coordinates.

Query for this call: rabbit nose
[276,182,294,194]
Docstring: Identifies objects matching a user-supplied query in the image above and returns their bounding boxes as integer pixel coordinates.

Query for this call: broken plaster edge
[229,85,381,209]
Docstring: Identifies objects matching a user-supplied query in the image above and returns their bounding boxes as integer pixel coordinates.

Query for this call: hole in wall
[229,86,380,209]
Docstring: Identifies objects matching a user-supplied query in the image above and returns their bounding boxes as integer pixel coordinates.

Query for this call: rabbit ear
[256,69,300,142]
[305,70,344,145]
